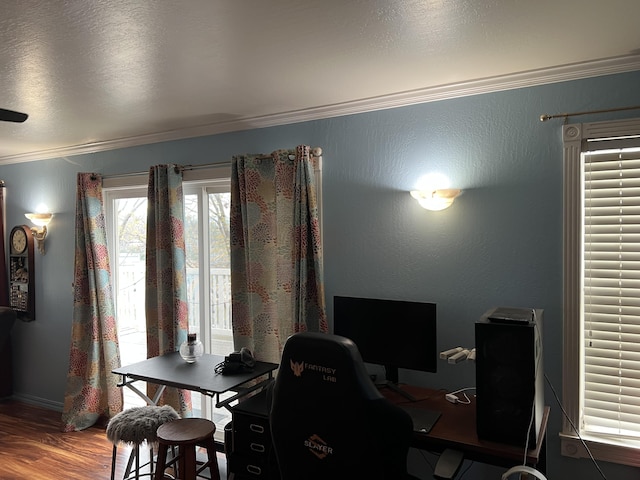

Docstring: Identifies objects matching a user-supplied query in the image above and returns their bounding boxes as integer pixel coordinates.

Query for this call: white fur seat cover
[106,405,180,445]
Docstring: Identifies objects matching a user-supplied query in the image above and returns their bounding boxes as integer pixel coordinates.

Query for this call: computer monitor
[333,295,437,387]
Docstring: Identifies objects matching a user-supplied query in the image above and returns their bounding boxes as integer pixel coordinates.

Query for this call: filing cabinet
[228,388,280,479]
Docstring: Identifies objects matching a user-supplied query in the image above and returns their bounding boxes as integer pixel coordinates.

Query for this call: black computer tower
[475,308,544,448]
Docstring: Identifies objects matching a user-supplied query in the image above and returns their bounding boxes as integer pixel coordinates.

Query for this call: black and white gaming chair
[269,332,420,480]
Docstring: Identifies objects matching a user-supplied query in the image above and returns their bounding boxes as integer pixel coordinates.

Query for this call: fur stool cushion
[107,405,180,445]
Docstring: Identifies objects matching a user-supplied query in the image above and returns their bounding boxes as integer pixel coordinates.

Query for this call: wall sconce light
[410,189,462,211]
[25,212,53,255]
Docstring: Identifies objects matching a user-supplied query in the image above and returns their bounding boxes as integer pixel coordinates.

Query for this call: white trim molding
[562,117,640,468]
[3,54,640,165]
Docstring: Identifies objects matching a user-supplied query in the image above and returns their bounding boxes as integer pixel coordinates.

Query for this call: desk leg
[119,377,167,405]
[151,385,167,405]
[531,432,547,475]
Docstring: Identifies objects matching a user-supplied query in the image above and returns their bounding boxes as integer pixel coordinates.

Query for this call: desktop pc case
[475,308,544,448]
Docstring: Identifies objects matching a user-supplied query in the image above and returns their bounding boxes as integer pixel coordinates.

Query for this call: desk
[381,384,549,474]
[112,352,278,409]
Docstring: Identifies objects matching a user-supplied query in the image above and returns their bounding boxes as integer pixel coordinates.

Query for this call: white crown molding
[3,55,640,165]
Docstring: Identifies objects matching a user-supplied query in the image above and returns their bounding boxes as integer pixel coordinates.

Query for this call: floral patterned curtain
[145,164,191,416]
[230,145,327,364]
[61,173,122,432]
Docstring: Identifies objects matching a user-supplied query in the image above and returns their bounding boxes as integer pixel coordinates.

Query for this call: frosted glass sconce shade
[25,212,53,254]
[410,189,461,211]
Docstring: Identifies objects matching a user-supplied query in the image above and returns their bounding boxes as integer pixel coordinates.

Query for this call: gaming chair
[269,332,420,480]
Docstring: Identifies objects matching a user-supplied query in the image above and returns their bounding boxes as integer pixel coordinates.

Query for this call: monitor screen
[333,295,437,384]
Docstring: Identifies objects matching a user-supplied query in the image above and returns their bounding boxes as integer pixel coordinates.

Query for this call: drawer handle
[249,423,265,434]
[247,464,262,475]
[250,442,265,453]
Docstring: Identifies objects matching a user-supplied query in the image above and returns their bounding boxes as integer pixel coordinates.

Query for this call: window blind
[582,147,640,438]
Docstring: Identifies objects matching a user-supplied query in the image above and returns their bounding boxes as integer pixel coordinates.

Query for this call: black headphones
[215,347,256,374]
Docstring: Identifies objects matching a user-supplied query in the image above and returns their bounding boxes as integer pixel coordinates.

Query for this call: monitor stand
[381,381,417,402]
[379,365,417,402]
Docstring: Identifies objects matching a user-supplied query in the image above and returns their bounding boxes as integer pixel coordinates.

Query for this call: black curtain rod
[540,105,640,122]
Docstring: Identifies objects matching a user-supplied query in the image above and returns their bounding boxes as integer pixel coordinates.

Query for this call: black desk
[112,351,278,409]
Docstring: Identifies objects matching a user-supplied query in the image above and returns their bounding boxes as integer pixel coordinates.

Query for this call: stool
[154,418,221,480]
[106,405,180,480]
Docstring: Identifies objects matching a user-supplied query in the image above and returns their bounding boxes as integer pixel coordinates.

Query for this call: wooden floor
[0,399,228,480]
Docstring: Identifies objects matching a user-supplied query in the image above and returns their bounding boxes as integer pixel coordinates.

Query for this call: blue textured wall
[3,70,640,478]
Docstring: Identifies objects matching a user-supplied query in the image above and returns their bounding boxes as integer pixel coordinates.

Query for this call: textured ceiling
[1,0,640,163]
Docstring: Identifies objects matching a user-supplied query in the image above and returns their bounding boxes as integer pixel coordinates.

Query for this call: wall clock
[11,226,27,255]
[9,225,35,321]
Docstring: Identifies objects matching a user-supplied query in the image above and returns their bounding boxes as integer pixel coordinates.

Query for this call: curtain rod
[102,162,229,180]
[540,105,640,122]
[102,147,323,180]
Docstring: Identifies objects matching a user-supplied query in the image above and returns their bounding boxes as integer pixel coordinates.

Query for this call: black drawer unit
[228,388,280,479]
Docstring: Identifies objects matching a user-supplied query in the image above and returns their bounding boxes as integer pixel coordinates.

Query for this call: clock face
[11,228,27,255]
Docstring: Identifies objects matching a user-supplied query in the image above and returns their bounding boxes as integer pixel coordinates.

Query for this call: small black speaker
[475,308,544,448]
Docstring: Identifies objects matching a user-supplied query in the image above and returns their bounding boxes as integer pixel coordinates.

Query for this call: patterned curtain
[230,145,328,364]
[61,173,122,432]
[145,164,191,416]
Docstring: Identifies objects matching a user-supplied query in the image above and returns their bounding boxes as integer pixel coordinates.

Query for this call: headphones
[215,347,256,374]
[502,465,547,480]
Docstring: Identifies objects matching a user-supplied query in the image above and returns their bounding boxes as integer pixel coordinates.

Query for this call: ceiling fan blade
[0,108,28,123]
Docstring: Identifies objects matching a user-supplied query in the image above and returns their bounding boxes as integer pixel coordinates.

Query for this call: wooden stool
[154,418,220,480]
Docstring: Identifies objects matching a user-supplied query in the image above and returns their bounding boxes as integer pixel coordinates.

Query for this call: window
[562,118,640,467]
[104,165,232,440]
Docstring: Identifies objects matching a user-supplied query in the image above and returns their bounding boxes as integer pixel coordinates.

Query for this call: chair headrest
[276,332,381,401]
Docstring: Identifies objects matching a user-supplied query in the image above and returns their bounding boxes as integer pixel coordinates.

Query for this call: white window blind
[582,146,640,438]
